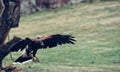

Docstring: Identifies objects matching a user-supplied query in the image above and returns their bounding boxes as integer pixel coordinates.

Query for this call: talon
[30,54,40,63]
[32,57,40,63]
[35,57,40,62]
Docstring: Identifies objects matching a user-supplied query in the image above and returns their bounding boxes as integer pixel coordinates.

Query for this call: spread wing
[40,34,76,48]
[9,38,31,52]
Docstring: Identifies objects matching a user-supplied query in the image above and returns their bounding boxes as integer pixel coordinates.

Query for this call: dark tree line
[0,0,20,69]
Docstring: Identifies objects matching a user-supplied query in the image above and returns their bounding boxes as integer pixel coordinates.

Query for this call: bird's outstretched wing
[9,38,31,52]
[39,34,76,48]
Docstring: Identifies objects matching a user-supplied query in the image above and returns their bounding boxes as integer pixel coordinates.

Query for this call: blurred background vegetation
[20,0,120,14]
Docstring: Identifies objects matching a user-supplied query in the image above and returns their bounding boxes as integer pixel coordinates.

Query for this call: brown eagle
[10,34,76,63]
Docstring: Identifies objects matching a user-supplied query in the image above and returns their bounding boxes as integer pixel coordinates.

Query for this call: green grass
[3,1,120,72]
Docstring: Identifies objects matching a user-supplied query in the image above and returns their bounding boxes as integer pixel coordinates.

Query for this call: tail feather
[15,55,32,63]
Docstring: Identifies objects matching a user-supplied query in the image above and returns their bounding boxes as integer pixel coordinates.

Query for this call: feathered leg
[30,54,40,63]
[30,49,40,63]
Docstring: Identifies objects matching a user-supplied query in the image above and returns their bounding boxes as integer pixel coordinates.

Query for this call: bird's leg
[0,61,3,71]
[26,47,40,62]
[32,49,40,62]
[30,54,40,63]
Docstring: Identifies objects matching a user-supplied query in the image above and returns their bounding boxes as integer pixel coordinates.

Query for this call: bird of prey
[10,34,76,63]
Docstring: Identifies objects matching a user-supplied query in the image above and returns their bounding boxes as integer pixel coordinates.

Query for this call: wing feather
[40,34,76,49]
[10,38,31,51]
[15,55,32,63]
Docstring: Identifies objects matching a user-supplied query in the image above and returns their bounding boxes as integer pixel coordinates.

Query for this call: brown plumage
[13,34,76,63]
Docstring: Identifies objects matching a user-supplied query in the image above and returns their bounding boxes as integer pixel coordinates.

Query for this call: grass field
[3,1,120,72]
